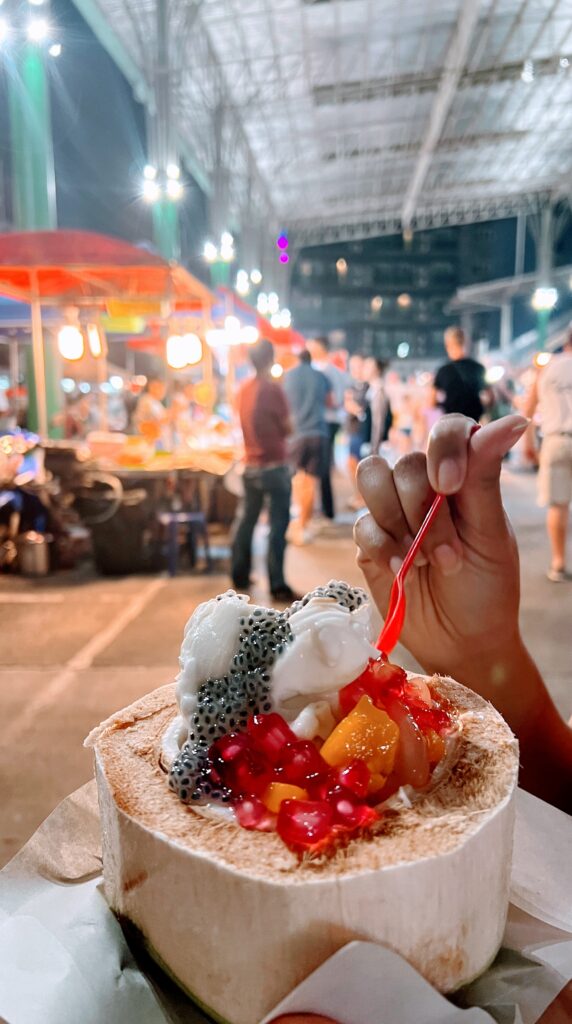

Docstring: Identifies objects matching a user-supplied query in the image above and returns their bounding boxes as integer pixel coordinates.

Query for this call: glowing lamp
[257,293,269,314]
[397,342,410,358]
[49,42,61,56]
[336,258,348,274]
[203,241,217,263]
[166,335,187,370]
[531,286,558,312]
[182,332,202,366]
[87,324,103,358]
[143,165,157,181]
[0,17,9,41]
[270,313,281,328]
[166,178,183,200]
[268,292,279,315]
[279,253,289,264]
[271,363,283,379]
[58,325,84,361]
[279,308,291,328]
[241,326,259,345]
[371,295,383,312]
[250,269,262,285]
[27,17,49,41]
[276,234,288,250]
[166,164,180,180]
[397,292,412,308]
[143,179,160,203]
[535,351,552,368]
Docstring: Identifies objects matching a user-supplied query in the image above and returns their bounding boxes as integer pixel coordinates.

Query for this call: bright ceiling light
[87,323,103,358]
[58,325,84,362]
[203,241,218,263]
[397,292,412,308]
[143,178,160,203]
[221,232,233,249]
[250,269,262,285]
[336,258,348,275]
[397,342,410,358]
[279,308,291,328]
[257,293,269,314]
[27,17,49,41]
[531,286,558,311]
[166,163,180,180]
[166,178,183,200]
[48,42,62,56]
[143,164,157,181]
[371,295,383,312]
[271,363,283,379]
[267,292,279,315]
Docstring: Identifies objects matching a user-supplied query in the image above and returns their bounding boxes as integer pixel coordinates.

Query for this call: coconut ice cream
[87,581,519,1024]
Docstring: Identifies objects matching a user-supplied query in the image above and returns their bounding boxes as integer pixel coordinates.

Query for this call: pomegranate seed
[228,751,273,797]
[234,797,271,830]
[328,787,378,830]
[276,799,333,851]
[210,732,250,766]
[277,740,327,786]
[247,713,297,765]
[331,760,370,798]
[339,659,406,715]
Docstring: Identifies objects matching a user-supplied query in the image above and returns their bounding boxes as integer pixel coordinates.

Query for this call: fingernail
[389,555,403,575]
[433,543,462,576]
[437,457,463,493]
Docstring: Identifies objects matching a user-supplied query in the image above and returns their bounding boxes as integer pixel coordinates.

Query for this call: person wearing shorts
[527,328,572,581]
[283,350,330,545]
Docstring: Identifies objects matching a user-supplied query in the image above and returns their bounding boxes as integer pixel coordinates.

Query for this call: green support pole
[537,309,550,351]
[8,41,62,437]
[152,197,180,262]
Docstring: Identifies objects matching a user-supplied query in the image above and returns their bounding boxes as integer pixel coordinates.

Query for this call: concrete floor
[1,466,571,868]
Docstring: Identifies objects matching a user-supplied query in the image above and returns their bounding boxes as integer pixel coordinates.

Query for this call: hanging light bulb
[58,325,84,361]
[203,241,218,263]
[87,324,103,358]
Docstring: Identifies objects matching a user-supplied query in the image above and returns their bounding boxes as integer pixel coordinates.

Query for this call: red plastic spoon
[376,423,480,657]
[376,493,444,657]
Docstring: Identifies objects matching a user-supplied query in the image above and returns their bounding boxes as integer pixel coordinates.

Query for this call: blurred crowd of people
[231,322,572,597]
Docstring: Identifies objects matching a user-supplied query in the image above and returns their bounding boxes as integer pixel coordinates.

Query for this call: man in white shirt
[527,329,572,581]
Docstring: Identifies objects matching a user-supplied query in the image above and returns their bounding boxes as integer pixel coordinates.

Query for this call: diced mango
[425,729,445,766]
[262,782,308,814]
[367,772,387,796]
[320,695,399,776]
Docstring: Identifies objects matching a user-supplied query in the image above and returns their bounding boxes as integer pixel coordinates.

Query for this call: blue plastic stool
[158,510,211,576]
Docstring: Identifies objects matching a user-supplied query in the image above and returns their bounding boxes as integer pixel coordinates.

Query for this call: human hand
[355,414,529,692]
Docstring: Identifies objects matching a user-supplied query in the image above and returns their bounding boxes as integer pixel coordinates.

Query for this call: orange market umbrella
[0,230,214,434]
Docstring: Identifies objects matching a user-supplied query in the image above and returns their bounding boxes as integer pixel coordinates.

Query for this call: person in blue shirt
[283,350,331,545]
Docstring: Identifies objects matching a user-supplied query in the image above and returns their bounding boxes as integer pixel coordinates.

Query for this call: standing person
[231,339,298,602]
[434,326,488,422]
[283,349,331,545]
[345,352,369,509]
[526,329,572,582]
[364,356,391,455]
[133,377,168,443]
[308,336,348,519]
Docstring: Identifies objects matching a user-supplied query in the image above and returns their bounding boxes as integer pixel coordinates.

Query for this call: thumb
[427,414,528,535]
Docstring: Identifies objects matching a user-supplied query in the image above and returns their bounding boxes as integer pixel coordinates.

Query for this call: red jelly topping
[277,739,327,785]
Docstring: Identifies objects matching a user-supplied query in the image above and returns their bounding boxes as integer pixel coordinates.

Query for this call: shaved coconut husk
[87,677,518,1024]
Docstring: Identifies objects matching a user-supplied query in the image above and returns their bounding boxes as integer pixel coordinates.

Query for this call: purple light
[276,234,289,250]
[280,253,289,264]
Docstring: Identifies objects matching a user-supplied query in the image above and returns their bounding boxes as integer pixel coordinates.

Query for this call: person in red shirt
[232,339,299,602]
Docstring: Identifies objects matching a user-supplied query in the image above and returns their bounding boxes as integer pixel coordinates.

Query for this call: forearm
[432,636,572,813]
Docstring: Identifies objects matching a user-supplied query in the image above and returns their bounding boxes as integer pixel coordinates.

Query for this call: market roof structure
[74,0,572,243]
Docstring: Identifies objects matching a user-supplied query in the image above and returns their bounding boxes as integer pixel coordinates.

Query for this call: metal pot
[17,531,51,577]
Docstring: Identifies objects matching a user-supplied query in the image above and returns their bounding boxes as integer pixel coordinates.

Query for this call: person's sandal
[547,568,570,582]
